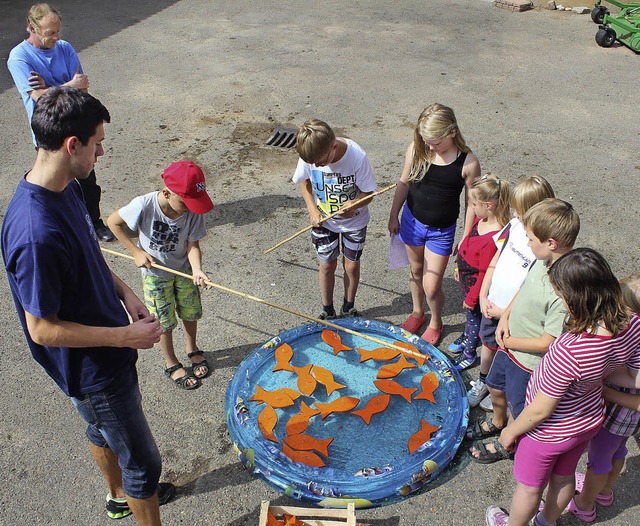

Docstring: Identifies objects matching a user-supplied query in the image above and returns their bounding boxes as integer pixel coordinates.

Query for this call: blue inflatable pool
[224,318,468,508]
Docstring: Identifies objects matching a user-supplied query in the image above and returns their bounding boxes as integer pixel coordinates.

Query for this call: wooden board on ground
[258,500,357,526]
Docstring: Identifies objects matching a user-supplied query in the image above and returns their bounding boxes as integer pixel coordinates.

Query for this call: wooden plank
[258,501,358,526]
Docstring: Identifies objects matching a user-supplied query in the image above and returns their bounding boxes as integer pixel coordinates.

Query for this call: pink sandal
[575,471,614,507]
[567,497,596,523]
[400,314,426,334]
[421,324,444,346]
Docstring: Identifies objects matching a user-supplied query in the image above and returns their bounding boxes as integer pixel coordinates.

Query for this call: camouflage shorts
[142,274,202,332]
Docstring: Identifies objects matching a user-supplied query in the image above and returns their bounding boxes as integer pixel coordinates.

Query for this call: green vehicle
[591,0,640,52]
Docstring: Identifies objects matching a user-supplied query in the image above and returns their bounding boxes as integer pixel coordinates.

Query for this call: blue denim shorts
[71,368,162,499]
[485,349,532,419]
[479,315,499,351]
[399,204,456,256]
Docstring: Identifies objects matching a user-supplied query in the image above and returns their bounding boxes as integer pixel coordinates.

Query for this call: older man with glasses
[7,3,115,242]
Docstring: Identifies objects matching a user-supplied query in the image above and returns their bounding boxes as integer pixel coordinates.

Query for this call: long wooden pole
[101,245,425,360]
[263,183,397,254]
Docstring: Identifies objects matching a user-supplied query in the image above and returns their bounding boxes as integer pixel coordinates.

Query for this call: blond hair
[409,103,469,182]
[472,174,511,227]
[296,119,335,164]
[620,274,640,315]
[510,175,555,217]
[27,3,61,29]
[521,198,580,249]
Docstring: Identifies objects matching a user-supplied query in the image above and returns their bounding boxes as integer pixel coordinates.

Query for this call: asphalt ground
[0,1,638,525]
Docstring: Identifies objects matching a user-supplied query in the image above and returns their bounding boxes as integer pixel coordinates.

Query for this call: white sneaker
[480,394,494,412]
[467,380,489,407]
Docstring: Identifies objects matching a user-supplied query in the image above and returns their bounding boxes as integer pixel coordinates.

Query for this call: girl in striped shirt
[567,273,640,522]
[485,249,640,526]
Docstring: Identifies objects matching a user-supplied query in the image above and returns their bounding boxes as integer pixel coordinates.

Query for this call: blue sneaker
[447,333,468,353]
[453,353,479,371]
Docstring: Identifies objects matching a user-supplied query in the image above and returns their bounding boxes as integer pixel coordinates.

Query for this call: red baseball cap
[161,161,214,214]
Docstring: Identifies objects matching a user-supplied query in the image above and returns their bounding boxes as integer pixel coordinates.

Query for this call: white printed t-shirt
[118,192,207,278]
[487,218,535,309]
[292,138,377,233]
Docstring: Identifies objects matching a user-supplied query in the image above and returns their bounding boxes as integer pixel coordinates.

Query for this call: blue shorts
[311,226,367,263]
[486,349,532,419]
[398,204,456,257]
[71,368,162,499]
[479,315,499,350]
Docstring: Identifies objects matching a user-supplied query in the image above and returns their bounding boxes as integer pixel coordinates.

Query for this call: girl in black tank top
[388,104,481,347]
[407,151,467,228]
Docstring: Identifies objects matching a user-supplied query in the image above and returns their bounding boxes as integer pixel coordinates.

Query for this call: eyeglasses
[317,144,335,166]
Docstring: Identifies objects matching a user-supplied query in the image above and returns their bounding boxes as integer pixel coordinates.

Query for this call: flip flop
[400,314,426,334]
[575,472,614,507]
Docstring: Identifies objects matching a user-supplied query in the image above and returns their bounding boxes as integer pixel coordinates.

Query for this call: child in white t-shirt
[293,119,377,320]
[465,176,555,408]
[108,161,214,390]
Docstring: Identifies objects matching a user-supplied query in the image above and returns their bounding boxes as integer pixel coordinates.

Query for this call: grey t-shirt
[118,191,207,278]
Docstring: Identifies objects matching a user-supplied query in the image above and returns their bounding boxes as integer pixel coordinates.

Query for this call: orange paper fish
[321,329,352,355]
[377,355,417,379]
[311,365,346,395]
[313,396,360,420]
[283,514,306,526]
[407,419,439,453]
[272,343,294,372]
[282,442,326,468]
[258,405,278,442]
[351,394,391,425]
[395,341,428,366]
[356,347,402,363]
[374,379,416,403]
[292,364,317,396]
[283,433,334,457]
[250,385,297,408]
[285,401,321,436]
[266,510,281,526]
[414,371,439,403]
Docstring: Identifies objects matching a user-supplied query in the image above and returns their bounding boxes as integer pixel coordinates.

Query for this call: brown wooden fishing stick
[263,183,397,254]
[101,245,427,360]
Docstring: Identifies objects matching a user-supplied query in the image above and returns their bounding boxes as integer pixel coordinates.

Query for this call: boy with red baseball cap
[108,161,214,390]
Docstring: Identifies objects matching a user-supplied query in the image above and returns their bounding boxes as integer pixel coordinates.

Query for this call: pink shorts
[513,427,600,487]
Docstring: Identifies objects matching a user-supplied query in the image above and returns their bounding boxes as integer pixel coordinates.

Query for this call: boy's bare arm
[603,386,640,411]
[187,240,208,287]
[503,331,555,354]
[495,290,520,347]
[106,211,154,268]
[339,190,373,218]
[298,180,323,226]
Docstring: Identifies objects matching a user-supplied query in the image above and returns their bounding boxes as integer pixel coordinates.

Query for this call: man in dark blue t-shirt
[1,87,174,525]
